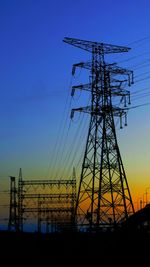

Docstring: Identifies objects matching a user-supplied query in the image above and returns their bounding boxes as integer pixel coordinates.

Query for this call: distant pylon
[64,37,135,231]
[18,168,23,231]
[8,176,18,231]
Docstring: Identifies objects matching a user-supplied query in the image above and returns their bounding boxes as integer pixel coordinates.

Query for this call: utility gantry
[17,170,76,232]
[63,37,135,231]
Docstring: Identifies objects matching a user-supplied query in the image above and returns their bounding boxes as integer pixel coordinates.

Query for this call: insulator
[131,72,134,84]
[120,114,123,129]
[71,87,75,97]
[70,110,74,119]
[72,65,76,76]
[125,113,127,126]
[128,74,131,86]
[128,93,131,105]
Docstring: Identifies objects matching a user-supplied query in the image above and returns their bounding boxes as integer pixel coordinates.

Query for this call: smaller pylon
[8,176,18,231]
[18,168,23,231]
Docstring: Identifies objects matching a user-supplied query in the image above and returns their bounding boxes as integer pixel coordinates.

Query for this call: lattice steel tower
[18,168,23,231]
[8,176,18,231]
[63,37,135,230]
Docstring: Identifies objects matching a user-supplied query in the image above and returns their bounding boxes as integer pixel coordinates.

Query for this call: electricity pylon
[63,37,135,231]
[8,176,18,231]
[18,168,23,231]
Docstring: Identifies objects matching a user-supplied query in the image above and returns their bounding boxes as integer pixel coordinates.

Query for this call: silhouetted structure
[17,175,76,232]
[8,176,18,231]
[18,168,23,231]
[123,204,150,232]
[64,37,135,231]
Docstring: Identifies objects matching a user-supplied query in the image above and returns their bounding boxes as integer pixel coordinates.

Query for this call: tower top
[63,37,131,54]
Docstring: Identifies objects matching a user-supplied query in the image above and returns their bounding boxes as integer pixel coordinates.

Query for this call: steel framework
[37,200,75,233]
[17,174,76,232]
[18,168,23,231]
[8,176,18,231]
[63,37,135,231]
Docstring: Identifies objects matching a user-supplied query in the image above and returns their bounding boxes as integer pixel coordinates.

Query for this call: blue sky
[1,0,150,213]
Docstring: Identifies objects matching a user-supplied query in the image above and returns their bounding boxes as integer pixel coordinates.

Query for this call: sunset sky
[1,0,150,222]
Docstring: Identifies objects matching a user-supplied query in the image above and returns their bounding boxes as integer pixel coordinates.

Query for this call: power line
[58,112,87,179]
[135,75,150,83]
[131,86,150,95]
[54,118,72,179]
[134,70,150,79]
[45,77,73,179]
[61,95,91,179]
[126,102,150,110]
[118,51,150,64]
[133,61,150,70]
[127,35,150,46]
[132,93,150,102]
[61,114,89,179]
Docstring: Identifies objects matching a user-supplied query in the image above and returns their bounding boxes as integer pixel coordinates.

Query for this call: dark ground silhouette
[0,229,150,266]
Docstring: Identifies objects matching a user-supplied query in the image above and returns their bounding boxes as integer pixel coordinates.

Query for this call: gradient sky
[1,0,150,217]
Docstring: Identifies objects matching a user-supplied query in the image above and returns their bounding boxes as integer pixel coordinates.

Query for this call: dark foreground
[0,230,149,266]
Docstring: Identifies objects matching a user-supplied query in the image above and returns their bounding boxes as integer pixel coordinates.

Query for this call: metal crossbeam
[63,37,130,54]
[22,179,75,185]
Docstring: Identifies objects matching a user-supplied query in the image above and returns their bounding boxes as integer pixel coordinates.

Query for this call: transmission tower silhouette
[8,176,18,231]
[18,168,23,231]
[63,37,135,231]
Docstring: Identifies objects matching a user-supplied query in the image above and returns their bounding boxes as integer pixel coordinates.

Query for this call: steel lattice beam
[17,176,76,232]
[63,37,131,54]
